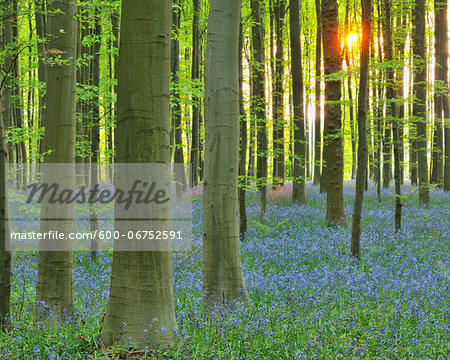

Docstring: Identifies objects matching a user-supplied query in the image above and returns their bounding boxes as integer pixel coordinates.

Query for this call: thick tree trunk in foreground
[100,0,177,348]
[251,0,268,216]
[351,0,371,258]
[203,0,249,306]
[36,0,77,318]
[290,0,306,203]
[412,0,429,204]
[322,0,346,226]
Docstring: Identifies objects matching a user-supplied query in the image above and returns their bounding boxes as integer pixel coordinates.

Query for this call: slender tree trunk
[322,0,346,226]
[203,0,249,306]
[351,0,371,258]
[36,0,77,317]
[272,0,285,186]
[191,0,200,187]
[344,3,356,180]
[238,22,248,238]
[0,23,12,331]
[2,3,14,163]
[35,0,47,160]
[444,95,450,191]
[90,8,101,258]
[412,0,429,204]
[375,7,383,201]
[171,0,187,194]
[290,0,306,203]
[432,0,446,186]
[395,11,407,185]
[251,0,268,216]
[314,0,322,186]
[100,0,177,348]
[383,0,402,230]
[110,8,119,180]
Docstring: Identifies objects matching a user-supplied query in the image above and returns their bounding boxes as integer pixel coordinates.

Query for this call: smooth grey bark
[351,0,371,258]
[322,0,346,226]
[412,0,429,204]
[100,0,177,348]
[203,0,249,306]
[36,0,77,317]
[290,0,306,203]
[251,0,268,216]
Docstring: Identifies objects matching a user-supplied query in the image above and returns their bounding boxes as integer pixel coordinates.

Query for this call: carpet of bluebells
[1,181,449,359]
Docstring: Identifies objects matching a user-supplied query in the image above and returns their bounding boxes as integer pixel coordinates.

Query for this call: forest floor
[1,181,449,359]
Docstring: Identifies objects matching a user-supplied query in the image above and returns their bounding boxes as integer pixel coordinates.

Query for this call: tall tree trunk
[11,0,27,188]
[251,0,268,216]
[412,0,429,204]
[395,11,407,185]
[36,0,77,317]
[171,0,187,194]
[2,3,14,163]
[432,0,446,186]
[322,0,346,226]
[100,0,177,348]
[383,0,402,230]
[191,0,200,187]
[203,0,249,306]
[375,7,383,201]
[290,0,306,203]
[272,0,285,186]
[381,0,393,189]
[89,8,101,258]
[110,7,119,180]
[314,0,322,186]
[238,22,248,238]
[351,0,371,258]
[35,0,47,160]
[0,23,12,331]
[344,2,356,180]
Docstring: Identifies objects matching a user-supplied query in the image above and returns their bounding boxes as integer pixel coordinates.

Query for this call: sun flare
[347,32,359,50]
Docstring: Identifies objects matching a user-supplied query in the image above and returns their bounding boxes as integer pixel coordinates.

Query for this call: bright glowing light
[347,32,358,50]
